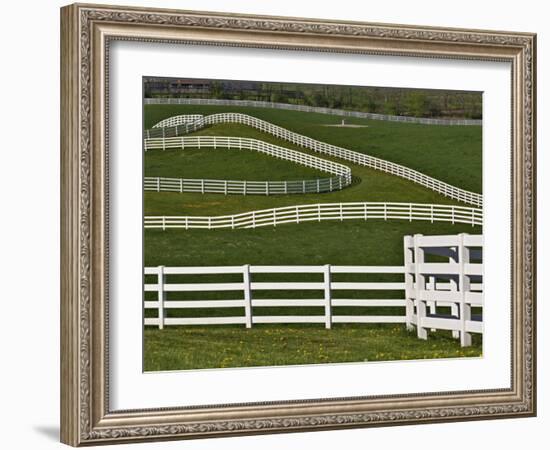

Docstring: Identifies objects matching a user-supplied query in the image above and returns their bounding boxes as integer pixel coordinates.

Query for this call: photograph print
[142,77,483,372]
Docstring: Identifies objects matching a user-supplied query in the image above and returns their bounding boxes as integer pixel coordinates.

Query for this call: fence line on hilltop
[144,98,482,126]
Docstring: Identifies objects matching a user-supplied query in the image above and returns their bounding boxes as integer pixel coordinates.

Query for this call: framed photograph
[60,3,536,446]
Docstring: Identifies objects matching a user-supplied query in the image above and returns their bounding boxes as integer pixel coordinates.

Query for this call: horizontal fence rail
[144,264,408,330]
[144,135,352,188]
[145,98,482,126]
[144,202,483,230]
[145,234,483,347]
[145,113,482,207]
[144,176,346,195]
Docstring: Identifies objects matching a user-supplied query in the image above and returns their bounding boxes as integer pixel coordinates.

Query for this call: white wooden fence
[403,233,483,346]
[144,202,483,230]
[144,176,346,195]
[144,265,406,329]
[144,135,352,186]
[152,114,202,128]
[144,233,483,346]
[145,113,482,207]
[145,98,482,126]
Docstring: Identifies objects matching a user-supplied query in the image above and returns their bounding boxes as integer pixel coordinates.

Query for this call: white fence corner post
[243,264,252,329]
[324,264,332,329]
[413,234,427,339]
[157,265,165,330]
[403,236,414,331]
[458,233,472,347]
[449,265,460,339]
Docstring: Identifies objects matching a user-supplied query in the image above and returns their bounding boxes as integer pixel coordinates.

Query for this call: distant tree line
[144,78,482,119]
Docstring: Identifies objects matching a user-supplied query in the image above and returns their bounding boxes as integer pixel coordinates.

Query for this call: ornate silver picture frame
[60,3,536,446]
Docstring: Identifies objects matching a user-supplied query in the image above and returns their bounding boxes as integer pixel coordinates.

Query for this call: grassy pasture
[145,146,324,181]
[143,104,483,371]
[144,324,482,371]
[145,104,482,193]
[144,124,470,216]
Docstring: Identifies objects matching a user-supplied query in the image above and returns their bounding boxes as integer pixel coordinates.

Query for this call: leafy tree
[405,92,428,117]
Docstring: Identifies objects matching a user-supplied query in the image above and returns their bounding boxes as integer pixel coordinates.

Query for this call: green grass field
[144,324,482,371]
[145,104,482,193]
[143,104,483,371]
[144,122,469,216]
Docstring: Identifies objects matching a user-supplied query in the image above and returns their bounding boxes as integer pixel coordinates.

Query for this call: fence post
[243,264,252,329]
[458,233,472,346]
[413,234,428,339]
[324,264,332,329]
[403,236,414,331]
[449,267,460,339]
[157,265,165,330]
[157,177,160,192]
[179,179,183,193]
[428,275,437,332]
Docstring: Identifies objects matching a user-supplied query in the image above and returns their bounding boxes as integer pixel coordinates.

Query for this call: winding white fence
[152,114,202,128]
[144,176,346,195]
[144,202,483,230]
[145,98,482,126]
[145,113,482,207]
[144,233,483,347]
[144,135,352,186]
